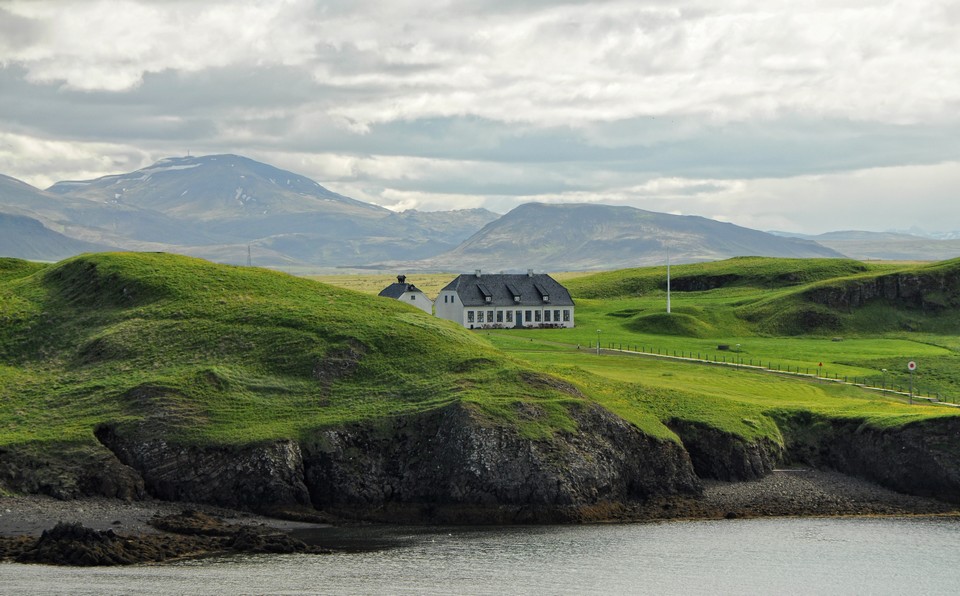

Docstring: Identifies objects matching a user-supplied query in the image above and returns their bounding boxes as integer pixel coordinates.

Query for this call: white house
[435,270,575,329]
[378,275,434,314]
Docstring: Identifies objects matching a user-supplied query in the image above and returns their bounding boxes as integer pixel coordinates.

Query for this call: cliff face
[0,443,144,501]
[776,413,960,503]
[93,427,312,510]
[804,268,960,312]
[304,402,700,521]
[72,402,701,522]
[6,403,960,519]
[666,420,782,481]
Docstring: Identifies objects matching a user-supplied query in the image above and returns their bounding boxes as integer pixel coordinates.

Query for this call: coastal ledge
[2,468,957,566]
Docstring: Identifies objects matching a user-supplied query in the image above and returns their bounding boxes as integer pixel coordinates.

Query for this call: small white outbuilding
[378,275,434,314]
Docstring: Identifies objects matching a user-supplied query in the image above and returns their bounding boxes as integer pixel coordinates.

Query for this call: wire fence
[592,341,956,406]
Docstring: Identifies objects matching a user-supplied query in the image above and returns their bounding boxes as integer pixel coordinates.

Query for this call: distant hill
[0,212,111,261]
[46,155,393,247]
[407,203,844,272]
[772,230,960,262]
[0,172,225,248]
[1,156,499,267]
[47,154,382,221]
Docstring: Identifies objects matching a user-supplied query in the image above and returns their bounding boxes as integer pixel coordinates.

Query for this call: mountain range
[2,154,957,270]
[395,202,842,271]
[771,230,960,262]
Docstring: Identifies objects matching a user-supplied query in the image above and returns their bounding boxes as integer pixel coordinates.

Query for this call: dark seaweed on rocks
[14,522,198,566]
[4,511,332,566]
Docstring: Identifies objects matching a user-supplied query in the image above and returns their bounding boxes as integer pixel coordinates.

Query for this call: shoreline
[2,468,957,565]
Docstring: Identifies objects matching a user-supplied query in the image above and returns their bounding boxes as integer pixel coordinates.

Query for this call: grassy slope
[326,256,960,449]
[4,253,959,469]
[1,253,633,452]
[511,257,960,399]
[470,255,960,447]
[485,335,954,443]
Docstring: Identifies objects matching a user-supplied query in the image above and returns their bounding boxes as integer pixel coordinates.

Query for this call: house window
[535,310,542,322]
[525,310,532,322]
[563,310,570,322]
[544,310,551,322]
[444,295,448,303]
[506,311,513,322]
[496,311,503,323]
[410,295,416,300]
[487,310,494,322]
[478,311,485,323]
[467,310,475,323]
[554,310,561,321]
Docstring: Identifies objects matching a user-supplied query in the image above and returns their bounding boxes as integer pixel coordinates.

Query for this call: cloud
[0,0,958,234]
[0,132,152,189]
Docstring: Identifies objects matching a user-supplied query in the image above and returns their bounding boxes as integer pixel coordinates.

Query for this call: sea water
[3,516,959,595]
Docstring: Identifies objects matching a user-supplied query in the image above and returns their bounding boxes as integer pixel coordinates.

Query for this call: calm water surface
[3,516,959,595]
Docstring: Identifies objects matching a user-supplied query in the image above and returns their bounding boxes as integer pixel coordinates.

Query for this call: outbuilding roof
[378,282,426,299]
[440,272,574,307]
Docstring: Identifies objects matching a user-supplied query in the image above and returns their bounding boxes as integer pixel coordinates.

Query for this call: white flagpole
[666,248,671,314]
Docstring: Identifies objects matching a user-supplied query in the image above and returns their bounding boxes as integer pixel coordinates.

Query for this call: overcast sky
[1,0,959,234]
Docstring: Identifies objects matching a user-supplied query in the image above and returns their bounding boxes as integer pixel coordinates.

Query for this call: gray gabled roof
[378,282,427,299]
[440,273,574,307]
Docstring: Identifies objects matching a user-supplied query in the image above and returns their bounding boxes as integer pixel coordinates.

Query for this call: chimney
[475,269,482,278]
[397,274,406,284]
[527,269,534,277]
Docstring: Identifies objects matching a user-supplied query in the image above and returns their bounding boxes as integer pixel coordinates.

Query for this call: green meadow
[2,253,959,464]
[316,256,960,446]
[474,257,960,400]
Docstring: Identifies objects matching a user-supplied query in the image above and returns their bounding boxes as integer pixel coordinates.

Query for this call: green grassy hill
[4,253,960,513]
[565,257,883,299]
[496,257,960,399]
[567,256,960,336]
[0,252,598,449]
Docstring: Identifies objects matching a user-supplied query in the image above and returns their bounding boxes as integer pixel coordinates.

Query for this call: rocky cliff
[776,412,960,503]
[304,402,700,522]
[94,427,312,511]
[5,403,960,520]
[803,266,960,312]
[73,401,701,522]
[666,419,782,481]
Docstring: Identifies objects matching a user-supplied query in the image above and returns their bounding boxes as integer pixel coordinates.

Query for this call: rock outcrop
[667,419,782,481]
[94,426,311,510]
[8,401,959,522]
[5,512,327,566]
[88,402,701,522]
[776,412,960,503]
[803,268,960,312]
[0,443,144,501]
[13,522,199,566]
[303,402,701,522]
